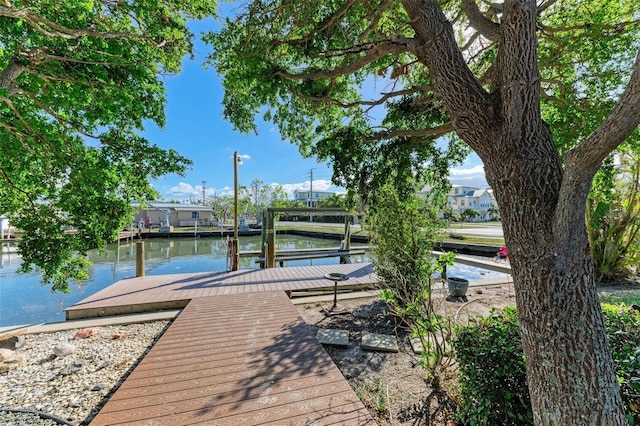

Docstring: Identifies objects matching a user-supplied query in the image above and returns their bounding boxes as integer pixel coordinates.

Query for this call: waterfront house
[419,185,498,221]
[0,216,12,239]
[132,202,214,228]
[293,190,335,208]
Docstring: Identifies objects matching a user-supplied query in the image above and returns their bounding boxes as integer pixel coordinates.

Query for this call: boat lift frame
[258,208,358,268]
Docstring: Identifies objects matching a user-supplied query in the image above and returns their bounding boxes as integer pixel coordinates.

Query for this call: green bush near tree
[453,304,640,425]
[453,307,533,425]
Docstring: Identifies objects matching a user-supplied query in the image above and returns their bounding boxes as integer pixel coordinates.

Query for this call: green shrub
[602,303,640,423]
[453,305,640,425]
[452,307,532,425]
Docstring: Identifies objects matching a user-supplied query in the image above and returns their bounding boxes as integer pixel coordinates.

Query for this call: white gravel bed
[0,320,170,425]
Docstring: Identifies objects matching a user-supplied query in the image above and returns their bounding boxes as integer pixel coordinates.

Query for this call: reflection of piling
[136,241,145,277]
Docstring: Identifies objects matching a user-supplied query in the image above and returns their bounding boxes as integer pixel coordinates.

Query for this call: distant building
[132,202,214,228]
[293,190,335,208]
[419,185,498,221]
[0,216,11,239]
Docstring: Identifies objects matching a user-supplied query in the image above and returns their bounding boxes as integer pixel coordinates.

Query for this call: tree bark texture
[401,0,631,424]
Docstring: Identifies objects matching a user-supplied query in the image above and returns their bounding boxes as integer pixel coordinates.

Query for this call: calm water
[0,236,503,327]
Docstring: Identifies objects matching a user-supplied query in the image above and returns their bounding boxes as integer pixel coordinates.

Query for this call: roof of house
[133,202,213,212]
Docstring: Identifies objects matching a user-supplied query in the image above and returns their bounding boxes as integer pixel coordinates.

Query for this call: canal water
[0,236,503,327]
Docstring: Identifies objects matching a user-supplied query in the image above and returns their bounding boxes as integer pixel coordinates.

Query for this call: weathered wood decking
[90,291,375,425]
[66,263,377,320]
[65,264,378,424]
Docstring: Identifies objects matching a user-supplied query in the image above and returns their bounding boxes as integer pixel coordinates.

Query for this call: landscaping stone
[0,335,25,350]
[410,337,424,354]
[52,342,75,357]
[0,348,14,362]
[73,327,101,340]
[360,332,398,352]
[316,328,349,347]
[59,360,84,376]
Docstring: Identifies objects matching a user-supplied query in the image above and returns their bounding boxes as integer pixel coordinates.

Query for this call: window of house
[191,211,199,219]
[461,200,465,206]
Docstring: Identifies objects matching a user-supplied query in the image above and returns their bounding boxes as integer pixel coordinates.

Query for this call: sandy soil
[295,278,640,425]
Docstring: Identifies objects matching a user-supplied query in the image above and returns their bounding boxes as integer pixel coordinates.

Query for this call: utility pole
[309,168,314,222]
[232,152,240,271]
[201,180,206,204]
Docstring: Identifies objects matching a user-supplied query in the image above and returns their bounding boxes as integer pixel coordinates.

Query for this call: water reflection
[0,236,503,327]
[0,236,366,327]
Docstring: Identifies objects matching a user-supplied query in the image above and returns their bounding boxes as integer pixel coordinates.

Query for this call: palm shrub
[587,148,640,281]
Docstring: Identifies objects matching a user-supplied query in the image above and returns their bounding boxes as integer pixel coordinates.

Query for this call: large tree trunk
[487,160,626,425]
[400,0,635,424]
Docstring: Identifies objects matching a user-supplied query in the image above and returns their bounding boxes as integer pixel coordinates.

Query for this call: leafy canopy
[205,0,639,200]
[0,0,218,291]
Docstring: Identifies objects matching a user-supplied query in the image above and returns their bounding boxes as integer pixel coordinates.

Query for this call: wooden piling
[136,241,145,277]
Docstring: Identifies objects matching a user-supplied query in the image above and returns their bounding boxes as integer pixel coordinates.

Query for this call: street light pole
[232,151,240,271]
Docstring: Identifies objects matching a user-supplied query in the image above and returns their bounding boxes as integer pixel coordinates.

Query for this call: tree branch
[360,0,396,41]
[565,48,640,177]
[539,19,640,36]
[400,0,495,147]
[0,5,166,47]
[0,166,37,211]
[276,38,414,81]
[368,123,454,141]
[0,122,36,154]
[537,0,559,13]
[462,0,501,42]
[22,91,99,140]
[0,58,26,93]
[297,84,432,109]
[272,0,359,47]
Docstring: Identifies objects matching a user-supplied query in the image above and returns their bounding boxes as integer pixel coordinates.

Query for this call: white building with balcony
[419,185,498,221]
[293,190,335,208]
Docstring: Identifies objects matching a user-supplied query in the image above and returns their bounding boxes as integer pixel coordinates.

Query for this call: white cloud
[238,153,251,161]
[167,182,198,196]
[215,185,234,197]
[450,165,485,176]
[449,165,488,188]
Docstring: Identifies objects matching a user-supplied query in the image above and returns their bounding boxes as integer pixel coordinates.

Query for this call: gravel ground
[0,321,170,425]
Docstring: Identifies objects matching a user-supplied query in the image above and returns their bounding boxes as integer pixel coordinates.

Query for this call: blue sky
[141,18,488,202]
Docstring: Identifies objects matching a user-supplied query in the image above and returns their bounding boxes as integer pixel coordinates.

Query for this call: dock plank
[66,263,378,320]
[90,291,373,425]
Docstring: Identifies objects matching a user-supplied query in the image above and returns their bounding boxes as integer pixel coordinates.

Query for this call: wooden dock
[90,291,375,425]
[66,263,378,320]
[64,258,510,425]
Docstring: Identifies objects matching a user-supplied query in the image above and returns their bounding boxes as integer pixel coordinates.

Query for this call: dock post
[136,241,145,277]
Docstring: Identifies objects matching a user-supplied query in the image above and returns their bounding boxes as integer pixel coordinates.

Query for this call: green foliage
[453,305,640,425]
[487,204,500,221]
[368,184,444,305]
[461,208,480,222]
[538,0,640,155]
[205,0,639,206]
[587,145,640,281]
[453,307,533,425]
[602,303,640,421]
[0,1,218,291]
[368,183,456,380]
[355,379,388,417]
[203,1,471,204]
[247,179,289,221]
